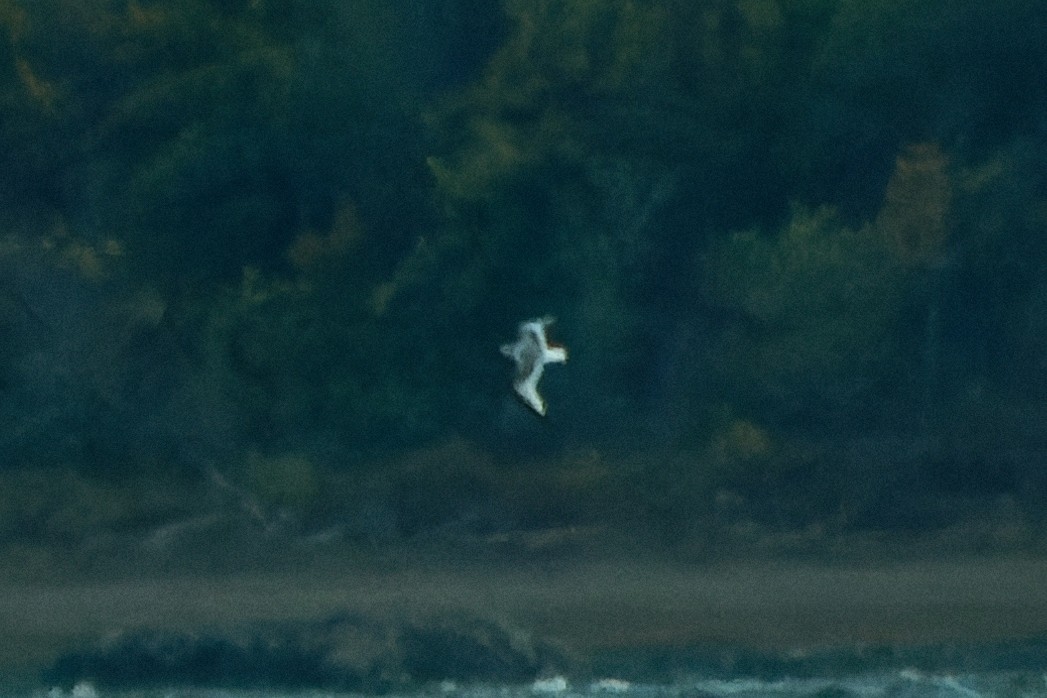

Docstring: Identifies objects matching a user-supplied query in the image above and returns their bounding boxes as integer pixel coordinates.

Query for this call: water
[17,566,1047,698]
[28,671,1047,698]
[25,621,1047,698]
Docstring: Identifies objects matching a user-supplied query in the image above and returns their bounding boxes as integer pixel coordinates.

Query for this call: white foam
[531,675,569,693]
[590,678,631,693]
[692,677,831,696]
[45,683,100,698]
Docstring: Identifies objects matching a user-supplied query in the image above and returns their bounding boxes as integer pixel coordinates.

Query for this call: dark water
[30,623,1047,698]
[32,670,1047,698]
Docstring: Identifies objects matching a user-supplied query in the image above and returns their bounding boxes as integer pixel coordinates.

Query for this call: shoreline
[3,541,1047,687]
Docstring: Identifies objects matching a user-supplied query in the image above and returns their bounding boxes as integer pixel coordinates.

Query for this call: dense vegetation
[1,0,1046,551]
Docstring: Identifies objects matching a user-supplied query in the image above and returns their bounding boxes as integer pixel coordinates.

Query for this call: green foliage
[1,0,1046,547]
[945,140,1047,397]
[0,0,301,279]
[876,143,952,266]
[0,222,176,470]
[426,0,672,206]
[0,465,202,546]
[243,450,319,513]
[708,205,907,425]
[189,255,447,453]
[385,438,504,535]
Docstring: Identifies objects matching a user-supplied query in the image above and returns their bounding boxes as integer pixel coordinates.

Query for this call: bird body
[500,316,567,416]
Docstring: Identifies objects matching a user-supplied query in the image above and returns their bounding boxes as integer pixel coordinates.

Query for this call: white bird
[500,316,567,416]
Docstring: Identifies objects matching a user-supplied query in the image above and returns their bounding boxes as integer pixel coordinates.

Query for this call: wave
[34,608,1047,696]
[35,669,1047,698]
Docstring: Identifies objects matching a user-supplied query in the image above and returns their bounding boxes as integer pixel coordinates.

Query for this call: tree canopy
[2,0,1046,543]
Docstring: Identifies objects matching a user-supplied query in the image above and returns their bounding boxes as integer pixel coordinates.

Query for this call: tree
[706,205,906,430]
[874,143,952,426]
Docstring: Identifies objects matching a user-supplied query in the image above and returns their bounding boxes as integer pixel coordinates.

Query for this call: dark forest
[2,0,1047,557]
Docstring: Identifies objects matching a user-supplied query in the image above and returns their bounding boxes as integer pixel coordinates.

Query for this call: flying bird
[500,316,567,416]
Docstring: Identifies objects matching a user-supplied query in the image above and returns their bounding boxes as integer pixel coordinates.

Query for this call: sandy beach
[3,547,1047,684]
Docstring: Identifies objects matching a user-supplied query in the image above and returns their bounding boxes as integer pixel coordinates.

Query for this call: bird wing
[544,345,567,363]
[514,362,547,416]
